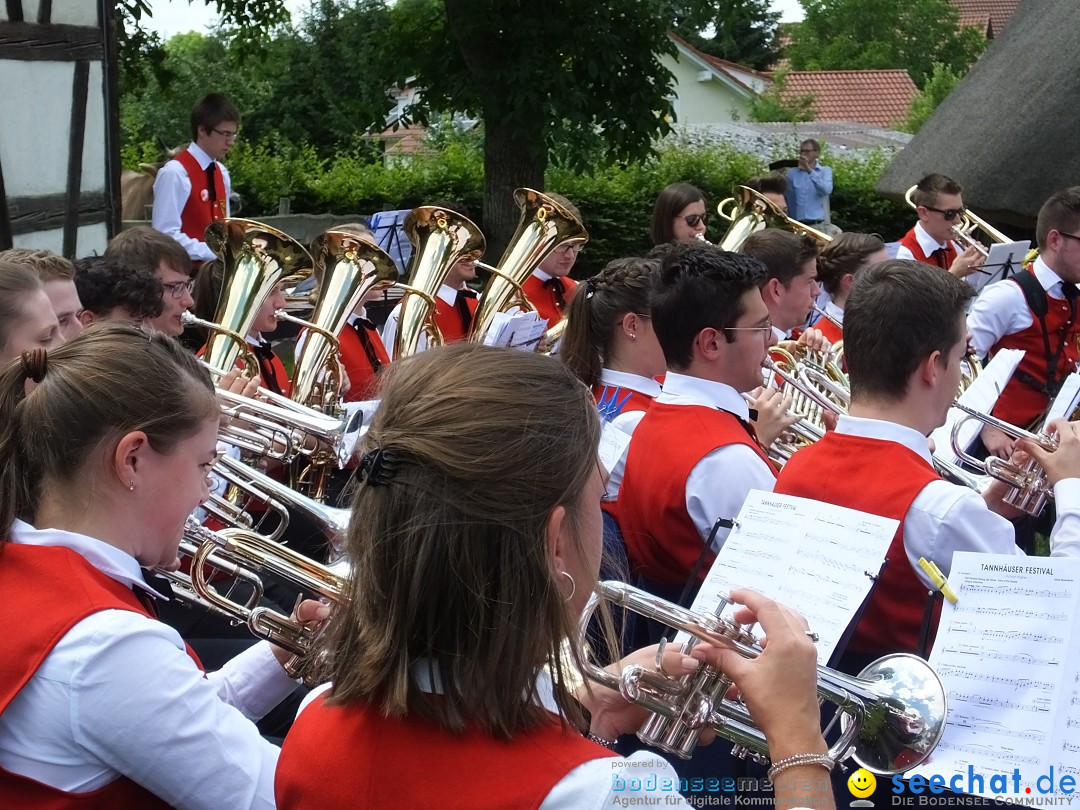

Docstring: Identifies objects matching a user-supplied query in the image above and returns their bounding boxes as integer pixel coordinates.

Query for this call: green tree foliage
[671,0,781,71]
[898,63,964,133]
[747,68,815,122]
[786,0,987,88]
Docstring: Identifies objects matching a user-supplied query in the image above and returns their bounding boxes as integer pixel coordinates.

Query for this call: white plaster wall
[0,1,102,26]
[13,223,107,255]
[0,60,77,196]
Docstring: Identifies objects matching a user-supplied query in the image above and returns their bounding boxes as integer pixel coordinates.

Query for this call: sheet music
[1045,372,1080,425]
[930,348,1024,464]
[480,309,547,351]
[598,422,632,480]
[909,552,1080,793]
[683,490,896,661]
[966,240,1031,294]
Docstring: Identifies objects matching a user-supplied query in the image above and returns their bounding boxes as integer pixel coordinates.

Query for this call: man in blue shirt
[785,139,833,226]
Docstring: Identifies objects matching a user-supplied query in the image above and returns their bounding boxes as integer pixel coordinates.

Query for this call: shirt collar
[824,298,844,323]
[9,519,167,598]
[1032,255,1067,295]
[914,221,952,254]
[598,368,662,398]
[772,325,788,342]
[437,284,460,305]
[412,660,560,715]
[835,414,934,466]
[532,268,553,283]
[188,141,216,170]
[656,371,750,419]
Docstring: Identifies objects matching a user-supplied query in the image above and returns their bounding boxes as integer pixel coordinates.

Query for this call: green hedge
[139,138,910,278]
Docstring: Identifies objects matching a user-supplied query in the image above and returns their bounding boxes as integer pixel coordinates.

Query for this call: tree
[786,0,986,88]
[747,68,815,122]
[898,63,963,132]
[672,0,781,71]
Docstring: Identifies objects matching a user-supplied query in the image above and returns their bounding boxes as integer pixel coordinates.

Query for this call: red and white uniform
[381,284,478,356]
[593,369,662,506]
[522,270,578,330]
[896,222,960,271]
[152,142,231,262]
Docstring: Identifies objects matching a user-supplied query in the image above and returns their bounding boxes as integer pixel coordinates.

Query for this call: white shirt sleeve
[540,751,688,809]
[685,445,777,550]
[895,243,916,261]
[151,160,216,262]
[0,609,289,809]
[966,278,1031,358]
[902,477,1080,579]
[381,304,401,356]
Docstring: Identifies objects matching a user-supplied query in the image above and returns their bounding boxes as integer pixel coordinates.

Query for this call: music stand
[966,239,1030,295]
[368,209,413,274]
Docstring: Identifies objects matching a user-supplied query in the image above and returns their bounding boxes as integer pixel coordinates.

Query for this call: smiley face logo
[848,769,877,798]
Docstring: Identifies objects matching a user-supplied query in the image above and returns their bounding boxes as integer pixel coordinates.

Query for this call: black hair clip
[356,447,399,487]
[584,276,598,299]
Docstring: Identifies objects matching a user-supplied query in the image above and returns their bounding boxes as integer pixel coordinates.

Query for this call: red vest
[0,544,181,809]
[591,384,655,417]
[197,341,290,397]
[815,315,842,345]
[276,695,610,809]
[774,432,941,655]
[337,321,390,403]
[522,274,579,329]
[990,271,1080,427]
[432,292,479,343]
[172,150,226,245]
[618,403,775,586]
[898,227,957,270]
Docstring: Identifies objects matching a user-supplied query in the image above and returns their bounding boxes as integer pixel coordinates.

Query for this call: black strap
[454,288,477,332]
[205,162,218,202]
[1008,272,1077,399]
[252,340,283,395]
[352,319,384,373]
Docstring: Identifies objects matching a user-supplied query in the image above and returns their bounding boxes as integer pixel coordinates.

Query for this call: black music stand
[967,239,1030,295]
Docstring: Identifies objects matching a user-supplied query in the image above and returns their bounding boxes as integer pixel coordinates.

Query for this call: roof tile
[951,0,1020,37]
[780,70,918,129]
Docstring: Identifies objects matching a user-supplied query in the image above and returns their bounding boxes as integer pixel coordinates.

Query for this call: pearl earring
[129,480,135,492]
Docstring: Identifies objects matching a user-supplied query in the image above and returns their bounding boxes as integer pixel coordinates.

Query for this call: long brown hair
[560,257,658,388]
[0,322,217,537]
[322,343,601,739]
[0,260,44,356]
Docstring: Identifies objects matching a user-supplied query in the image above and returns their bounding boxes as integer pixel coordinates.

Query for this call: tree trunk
[481,111,547,263]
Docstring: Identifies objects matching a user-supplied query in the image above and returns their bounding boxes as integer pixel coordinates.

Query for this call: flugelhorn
[949,401,1055,515]
[903,186,1010,261]
[579,581,947,773]
[716,186,832,252]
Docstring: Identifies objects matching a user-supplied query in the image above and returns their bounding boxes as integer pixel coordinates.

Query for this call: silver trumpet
[949,401,1056,515]
[579,581,947,774]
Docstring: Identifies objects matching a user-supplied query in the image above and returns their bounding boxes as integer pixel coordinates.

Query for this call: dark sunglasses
[923,205,965,222]
[681,213,708,228]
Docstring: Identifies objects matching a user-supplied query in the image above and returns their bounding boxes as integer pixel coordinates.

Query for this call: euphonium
[716,186,832,252]
[394,206,486,359]
[949,401,1056,515]
[203,218,313,374]
[289,231,398,410]
[579,581,947,773]
[471,189,588,344]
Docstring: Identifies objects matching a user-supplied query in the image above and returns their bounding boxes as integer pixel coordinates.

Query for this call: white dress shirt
[822,297,844,326]
[967,256,1067,358]
[656,372,777,550]
[834,414,1080,580]
[894,222,962,264]
[0,521,297,809]
[598,368,661,501]
[380,283,460,356]
[151,142,232,262]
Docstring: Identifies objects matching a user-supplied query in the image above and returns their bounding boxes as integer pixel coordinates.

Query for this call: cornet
[578,581,947,774]
[949,401,1055,515]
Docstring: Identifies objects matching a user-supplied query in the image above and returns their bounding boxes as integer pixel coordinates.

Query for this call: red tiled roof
[780,70,918,129]
[377,124,432,155]
[951,0,1020,37]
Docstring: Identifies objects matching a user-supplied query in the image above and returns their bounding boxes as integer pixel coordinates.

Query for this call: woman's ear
[620,311,640,340]
[545,504,571,575]
[112,431,149,491]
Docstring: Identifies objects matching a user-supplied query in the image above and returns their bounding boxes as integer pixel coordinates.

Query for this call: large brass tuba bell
[716,186,832,252]
[470,189,588,344]
[203,218,313,374]
[394,206,486,359]
[579,581,948,774]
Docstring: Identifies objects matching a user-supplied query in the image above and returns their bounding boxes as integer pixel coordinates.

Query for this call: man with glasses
[618,242,779,594]
[152,93,239,263]
[104,226,195,338]
[521,193,583,329]
[784,139,833,227]
[968,187,1080,458]
[897,173,984,279]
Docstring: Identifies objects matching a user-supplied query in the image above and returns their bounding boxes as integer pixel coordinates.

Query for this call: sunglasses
[680,213,708,228]
[923,205,965,222]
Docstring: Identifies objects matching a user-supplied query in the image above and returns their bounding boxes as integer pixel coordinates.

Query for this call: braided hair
[816,233,886,297]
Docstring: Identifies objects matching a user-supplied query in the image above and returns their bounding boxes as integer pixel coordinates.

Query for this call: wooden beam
[0,146,12,250]
[63,60,89,257]
[5,1,23,23]
[7,192,107,237]
[37,0,52,25]
[0,22,103,61]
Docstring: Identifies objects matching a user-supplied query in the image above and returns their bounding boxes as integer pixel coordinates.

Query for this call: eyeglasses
[724,319,773,337]
[554,243,583,255]
[1058,231,1080,246]
[923,205,965,222]
[162,279,195,299]
[680,213,708,228]
[212,128,239,141]
[799,148,818,154]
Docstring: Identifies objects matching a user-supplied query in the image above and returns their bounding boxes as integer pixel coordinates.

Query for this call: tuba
[579,581,947,773]
[202,218,313,374]
[394,206,486,359]
[716,186,832,252]
[288,230,398,411]
[471,189,588,344]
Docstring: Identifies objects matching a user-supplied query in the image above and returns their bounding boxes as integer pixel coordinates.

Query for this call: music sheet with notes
[909,552,1080,792]
[684,490,897,662]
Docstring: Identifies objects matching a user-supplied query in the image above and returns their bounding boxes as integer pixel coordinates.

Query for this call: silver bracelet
[585,731,618,749]
[767,753,836,780]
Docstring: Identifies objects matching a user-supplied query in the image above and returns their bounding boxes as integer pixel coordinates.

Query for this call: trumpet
[949,402,1055,516]
[578,581,947,773]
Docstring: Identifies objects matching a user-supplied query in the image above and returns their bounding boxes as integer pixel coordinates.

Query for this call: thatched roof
[876,0,1080,229]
